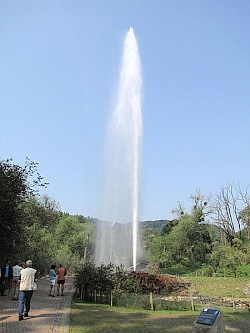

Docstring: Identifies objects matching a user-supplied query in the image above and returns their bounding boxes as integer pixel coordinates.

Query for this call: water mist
[95,28,143,271]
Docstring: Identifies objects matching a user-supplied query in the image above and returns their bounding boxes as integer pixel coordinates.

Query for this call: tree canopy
[0,158,48,260]
[2,158,250,278]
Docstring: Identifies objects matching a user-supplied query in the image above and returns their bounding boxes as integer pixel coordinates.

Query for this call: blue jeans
[18,291,33,315]
[13,277,19,297]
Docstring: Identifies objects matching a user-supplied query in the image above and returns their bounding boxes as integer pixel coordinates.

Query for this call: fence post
[110,290,113,306]
[190,292,195,311]
[150,292,155,311]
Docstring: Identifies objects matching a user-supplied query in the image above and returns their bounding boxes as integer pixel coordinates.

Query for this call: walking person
[0,259,13,296]
[49,265,56,297]
[12,262,23,299]
[18,259,37,321]
[57,264,67,296]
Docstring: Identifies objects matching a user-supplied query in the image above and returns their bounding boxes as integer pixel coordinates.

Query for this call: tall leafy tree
[163,216,212,269]
[53,214,95,272]
[0,158,48,261]
[209,243,247,277]
[23,194,62,229]
[149,191,213,274]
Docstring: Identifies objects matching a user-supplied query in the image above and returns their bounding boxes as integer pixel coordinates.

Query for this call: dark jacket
[1,265,13,280]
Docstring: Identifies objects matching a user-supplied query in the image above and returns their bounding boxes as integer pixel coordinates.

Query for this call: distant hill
[93,218,170,234]
[140,220,170,233]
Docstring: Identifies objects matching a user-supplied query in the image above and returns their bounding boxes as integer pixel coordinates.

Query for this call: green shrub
[156,299,190,311]
[236,265,250,278]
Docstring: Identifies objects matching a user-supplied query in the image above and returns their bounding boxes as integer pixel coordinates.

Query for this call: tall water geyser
[95,28,143,271]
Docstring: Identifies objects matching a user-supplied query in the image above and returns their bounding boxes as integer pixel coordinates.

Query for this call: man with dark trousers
[0,259,13,296]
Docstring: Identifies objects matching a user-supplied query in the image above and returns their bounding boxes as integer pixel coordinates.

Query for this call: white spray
[95,28,143,271]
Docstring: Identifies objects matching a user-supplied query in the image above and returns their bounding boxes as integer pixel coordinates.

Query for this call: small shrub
[157,299,189,311]
[236,265,250,278]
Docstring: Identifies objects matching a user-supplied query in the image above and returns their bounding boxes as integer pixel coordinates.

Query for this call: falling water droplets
[95,28,143,271]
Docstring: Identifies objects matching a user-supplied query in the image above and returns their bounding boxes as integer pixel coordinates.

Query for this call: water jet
[95,28,143,271]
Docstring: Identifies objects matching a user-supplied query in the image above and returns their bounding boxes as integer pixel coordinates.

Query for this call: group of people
[0,259,23,298]
[0,258,67,321]
[49,264,67,297]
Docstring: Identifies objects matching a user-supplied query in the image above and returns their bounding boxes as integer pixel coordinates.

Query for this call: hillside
[140,219,170,233]
[94,219,170,234]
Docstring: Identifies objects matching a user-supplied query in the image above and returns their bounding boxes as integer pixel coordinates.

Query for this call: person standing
[57,264,67,296]
[0,259,13,296]
[49,265,56,297]
[18,259,37,321]
[12,262,23,299]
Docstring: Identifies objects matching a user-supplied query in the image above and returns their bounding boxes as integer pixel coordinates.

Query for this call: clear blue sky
[1,1,249,221]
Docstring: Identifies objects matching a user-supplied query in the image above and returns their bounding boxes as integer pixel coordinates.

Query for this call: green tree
[0,158,47,261]
[161,219,178,236]
[209,244,247,277]
[22,195,62,229]
[148,235,170,272]
[18,195,62,274]
[53,215,95,272]
[148,215,212,274]
[24,223,54,275]
[141,225,157,251]
[238,206,250,241]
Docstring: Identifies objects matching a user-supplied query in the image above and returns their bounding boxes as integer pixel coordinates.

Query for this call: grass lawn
[69,277,250,333]
[190,276,250,298]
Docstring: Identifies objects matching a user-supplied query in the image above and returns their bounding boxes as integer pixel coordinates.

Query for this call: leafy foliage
[0,158,48,260]
[2,157,250,280]
[148,215,212,274]
[140,220,170,233]
[74,262,191,306]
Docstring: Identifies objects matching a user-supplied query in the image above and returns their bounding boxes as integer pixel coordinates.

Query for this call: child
[49,265,56,297]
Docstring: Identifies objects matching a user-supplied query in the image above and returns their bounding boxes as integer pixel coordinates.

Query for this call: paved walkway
[0,276,75,333]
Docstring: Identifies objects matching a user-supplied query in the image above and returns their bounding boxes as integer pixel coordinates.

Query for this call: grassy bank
[69,300,250,333]
[69,300,197,333]
[190,276,250,298]
[69,277,250,332]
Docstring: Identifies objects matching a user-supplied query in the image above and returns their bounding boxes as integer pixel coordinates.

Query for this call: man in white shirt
[18,260,37,321]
